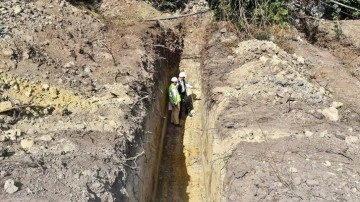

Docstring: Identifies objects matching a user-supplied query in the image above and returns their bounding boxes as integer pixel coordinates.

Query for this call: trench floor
[155,112,190,202]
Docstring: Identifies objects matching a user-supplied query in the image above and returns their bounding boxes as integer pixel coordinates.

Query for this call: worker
[177,71,193,117]
[169,77,181,127]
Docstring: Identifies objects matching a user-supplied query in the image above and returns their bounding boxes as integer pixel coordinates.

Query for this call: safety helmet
[171,77,178,82]
[179,72,186,78]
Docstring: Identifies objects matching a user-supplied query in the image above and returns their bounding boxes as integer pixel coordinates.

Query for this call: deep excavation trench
[119,17,220,202]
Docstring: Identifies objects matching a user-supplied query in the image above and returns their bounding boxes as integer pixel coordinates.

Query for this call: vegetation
[207,0,360,29]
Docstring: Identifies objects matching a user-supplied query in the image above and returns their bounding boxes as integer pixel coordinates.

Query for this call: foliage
[208,0,360,32]
[209,0,291,31]
[323,0,360,20]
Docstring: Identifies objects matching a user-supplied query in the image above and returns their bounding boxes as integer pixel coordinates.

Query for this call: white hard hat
[179,72,186,78]
[171,77,178,82]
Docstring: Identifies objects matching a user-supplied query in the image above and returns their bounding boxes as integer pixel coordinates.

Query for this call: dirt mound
[201,22,360,201]
[0,0,183,201]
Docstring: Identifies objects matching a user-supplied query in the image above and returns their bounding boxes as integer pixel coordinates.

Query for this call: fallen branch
[144,9,211,21]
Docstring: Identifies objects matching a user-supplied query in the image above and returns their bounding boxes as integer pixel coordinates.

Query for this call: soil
[0,0,360,202]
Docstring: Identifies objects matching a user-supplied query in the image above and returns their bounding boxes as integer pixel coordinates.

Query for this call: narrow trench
[154,109,190,202]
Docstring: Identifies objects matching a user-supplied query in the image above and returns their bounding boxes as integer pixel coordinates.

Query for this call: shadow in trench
[154,105,191,202]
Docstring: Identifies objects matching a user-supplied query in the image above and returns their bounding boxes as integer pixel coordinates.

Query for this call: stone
[323,161,331,167]
[49,87,59,99]
[322,107,339,122]
[345,136,358,144]
[319,130,328,138]
[2,48,13,56]
[13,6,22,15]
[21,139,34,149]
[42,84,50,90]
[304,131,313,137]
[331,101,343,109]
[39,135,53,141]
[4,179,18,194]
[0,101,12,112]
[289,167,298,173]
[297,56,305,64]
[306,179,319,186]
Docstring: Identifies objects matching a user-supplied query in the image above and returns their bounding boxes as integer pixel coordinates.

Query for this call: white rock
[13,6,22,15]
[297,56,305,64]
[319,130,328,138]
[331,101,343,109]
[21,139,34,149]
[345,136,359,145]
[322,107,339,122]
[304,131,314,137]
[42,84,50,90]
[39,135,53,141]
[4,179,18,194]
[289,167,298,173]
[0,101,12,112]
[323,161,331,167]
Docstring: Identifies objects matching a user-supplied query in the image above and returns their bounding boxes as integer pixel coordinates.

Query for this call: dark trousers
[179,92,190,117]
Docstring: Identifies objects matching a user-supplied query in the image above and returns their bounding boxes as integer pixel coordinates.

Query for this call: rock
[0,101,12,112]
[84,67,92,73]
[64,61,75,68]
[2,48,13,56]
[42,84,50,90]
[49,87,59,99]
[306,179,319,186]
[304,131,313,137]
[322,107,339,121]
[323,161,331,167]
[345,136,358,144]
[4,179,19,194]
[289,167,298,173]
[297,56,305,64]
[319,130,328,138]
[38,135,53,141]
[331,101,343,109]
[13,6,22,15]
[335,132,346,140]
[21,139,34,149]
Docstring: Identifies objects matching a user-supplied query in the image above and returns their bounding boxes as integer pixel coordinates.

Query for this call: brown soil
[1,0,360,202]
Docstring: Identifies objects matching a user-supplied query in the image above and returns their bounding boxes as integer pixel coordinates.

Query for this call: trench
[118,17,222,202]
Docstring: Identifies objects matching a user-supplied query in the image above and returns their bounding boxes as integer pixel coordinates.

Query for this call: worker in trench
[177,71,193,118]
[168,77,182,127]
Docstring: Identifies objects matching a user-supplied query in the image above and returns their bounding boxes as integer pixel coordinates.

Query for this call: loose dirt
[1,0,360,202]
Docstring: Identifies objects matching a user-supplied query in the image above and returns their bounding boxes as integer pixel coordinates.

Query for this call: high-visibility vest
[168,84,181,104]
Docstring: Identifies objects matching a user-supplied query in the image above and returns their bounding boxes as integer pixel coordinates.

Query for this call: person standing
[177,71,192,117]
[169,77,181,127]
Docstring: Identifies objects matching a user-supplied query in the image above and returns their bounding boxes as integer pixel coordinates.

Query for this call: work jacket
[168,84,181,104]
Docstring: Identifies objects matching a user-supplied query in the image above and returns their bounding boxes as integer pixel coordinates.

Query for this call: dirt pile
[201,22,360,201]
[0,0,184,201]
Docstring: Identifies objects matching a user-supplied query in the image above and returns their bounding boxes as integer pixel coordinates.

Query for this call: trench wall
[123,25,183,202]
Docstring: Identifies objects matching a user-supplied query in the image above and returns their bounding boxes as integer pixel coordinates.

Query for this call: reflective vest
[168,84,181,104]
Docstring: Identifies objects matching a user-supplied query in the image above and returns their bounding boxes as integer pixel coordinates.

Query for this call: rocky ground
[0,0,360,202]
[0,0,179,201]
[202,21,360,201]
